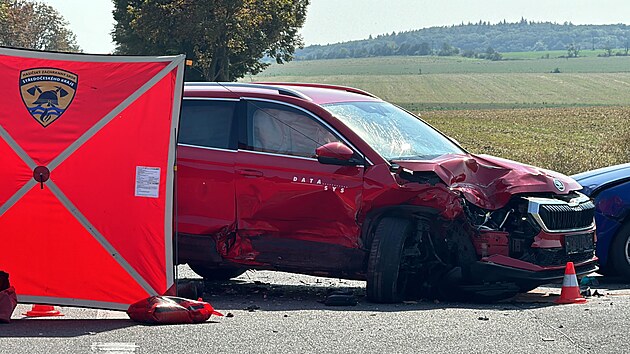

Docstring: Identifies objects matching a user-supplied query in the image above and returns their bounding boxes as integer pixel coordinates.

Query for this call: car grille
[538,201,595,231]
[525,194,595,233]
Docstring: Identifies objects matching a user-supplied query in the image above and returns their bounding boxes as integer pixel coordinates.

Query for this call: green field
[256,55,630,76]
[250,54,630,174]
[251,55,630,110]
[252,72,630,110]
[501,49,620,59]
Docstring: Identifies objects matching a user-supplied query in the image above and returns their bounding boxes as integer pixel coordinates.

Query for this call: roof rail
[184,82,311,100]
[254,82,380,99]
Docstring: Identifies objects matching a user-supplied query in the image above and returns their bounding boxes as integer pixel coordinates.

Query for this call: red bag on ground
[126,296,223,325]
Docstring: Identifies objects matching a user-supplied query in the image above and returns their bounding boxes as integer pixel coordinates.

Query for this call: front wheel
[366,217,414,303]
[609,221,630,280]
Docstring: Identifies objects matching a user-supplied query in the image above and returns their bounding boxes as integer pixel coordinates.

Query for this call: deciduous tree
[0,0,80,52]
[112,0,309,81]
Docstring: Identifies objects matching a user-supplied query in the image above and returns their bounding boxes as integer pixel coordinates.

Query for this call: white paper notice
[135,166,161,198]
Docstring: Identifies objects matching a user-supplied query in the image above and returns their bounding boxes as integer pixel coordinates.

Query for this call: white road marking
[90,342,139,353]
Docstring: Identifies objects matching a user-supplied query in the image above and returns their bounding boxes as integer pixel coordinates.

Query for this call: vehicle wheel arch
[599,213,630,268]
[363,206,481,303]
[188,263,247,281]
[361,205,441,252]
[607,218,630,279]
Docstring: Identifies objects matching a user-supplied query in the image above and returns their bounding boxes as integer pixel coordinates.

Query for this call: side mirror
[316,142,358,166]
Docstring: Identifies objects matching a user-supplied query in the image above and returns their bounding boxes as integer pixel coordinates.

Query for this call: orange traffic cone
[23,304,64,317]
[555,262,587,304]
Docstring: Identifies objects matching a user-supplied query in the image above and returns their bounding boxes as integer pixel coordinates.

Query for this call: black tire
[188,263,246,281]
[609,221,630,281]
[596,264,616,277]
[366,217,413,303]
[515,282,540,293]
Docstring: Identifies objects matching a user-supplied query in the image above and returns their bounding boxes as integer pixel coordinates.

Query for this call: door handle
[237,169,263,177]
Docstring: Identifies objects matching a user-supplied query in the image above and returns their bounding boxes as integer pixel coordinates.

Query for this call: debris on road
[592,290,605,297]
[324,290,358,306]
[244,305,260,312]
[325,294,358,306]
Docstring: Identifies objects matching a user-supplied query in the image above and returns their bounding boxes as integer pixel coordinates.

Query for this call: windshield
[323,101,464,161]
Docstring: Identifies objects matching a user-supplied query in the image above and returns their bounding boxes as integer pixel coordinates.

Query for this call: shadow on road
[0,319,136,338]
[3,273,625,332]
[184,277,560,313]
[593,275,630,289]
[185,272,630,313]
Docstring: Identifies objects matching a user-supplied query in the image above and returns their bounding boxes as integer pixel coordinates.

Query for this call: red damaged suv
[176,82,597,302]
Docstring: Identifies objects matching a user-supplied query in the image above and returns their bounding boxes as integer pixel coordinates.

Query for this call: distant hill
[296,20,630,60]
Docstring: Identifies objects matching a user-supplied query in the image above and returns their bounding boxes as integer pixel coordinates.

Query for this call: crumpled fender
[361,164,464,220]
[394,153,581,210]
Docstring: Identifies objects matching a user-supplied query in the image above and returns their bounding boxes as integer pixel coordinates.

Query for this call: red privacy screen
[0,48,184,310]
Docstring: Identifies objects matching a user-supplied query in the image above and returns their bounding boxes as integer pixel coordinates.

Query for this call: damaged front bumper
[469,254,599,285]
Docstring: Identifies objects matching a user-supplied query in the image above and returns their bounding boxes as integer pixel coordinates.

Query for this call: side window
[178,100,237,149]
[246,101,339,158]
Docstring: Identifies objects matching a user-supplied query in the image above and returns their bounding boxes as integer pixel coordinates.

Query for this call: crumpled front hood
[393,153,581,210]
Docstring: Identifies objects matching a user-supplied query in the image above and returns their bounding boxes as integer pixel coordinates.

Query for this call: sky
[42,0,630,54]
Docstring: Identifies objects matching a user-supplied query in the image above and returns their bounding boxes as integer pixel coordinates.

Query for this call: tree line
[3,2,630,80]
[297,20,630,60]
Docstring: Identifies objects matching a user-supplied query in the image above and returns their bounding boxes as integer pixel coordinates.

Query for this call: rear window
[178,100,237,149]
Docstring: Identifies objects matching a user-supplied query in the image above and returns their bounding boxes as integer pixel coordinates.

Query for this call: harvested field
[258,55,630,76]
[421,106,630,175]
[256,73,630,110]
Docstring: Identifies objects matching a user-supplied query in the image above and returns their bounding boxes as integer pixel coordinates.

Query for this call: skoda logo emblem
[553,178,565,192]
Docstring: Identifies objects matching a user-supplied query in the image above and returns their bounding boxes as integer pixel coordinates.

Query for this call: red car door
[232,99,365,271]
[176,98,238,263]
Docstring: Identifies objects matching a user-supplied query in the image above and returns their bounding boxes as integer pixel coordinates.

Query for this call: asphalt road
[2,267,630,354]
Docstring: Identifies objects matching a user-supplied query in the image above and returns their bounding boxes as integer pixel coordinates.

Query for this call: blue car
[573,163,630,278]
